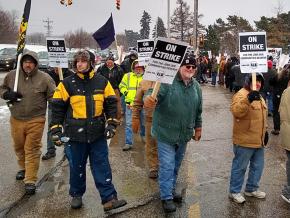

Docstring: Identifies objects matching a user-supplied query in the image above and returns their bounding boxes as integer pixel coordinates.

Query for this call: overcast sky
[0,0,289,36]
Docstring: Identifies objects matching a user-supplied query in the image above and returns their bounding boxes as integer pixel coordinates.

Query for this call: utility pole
[193,0,198,50]
[167,0,170,38]
[43,17,53,37]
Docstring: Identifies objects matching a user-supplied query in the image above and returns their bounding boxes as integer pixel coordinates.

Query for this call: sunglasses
[185,65,196,70]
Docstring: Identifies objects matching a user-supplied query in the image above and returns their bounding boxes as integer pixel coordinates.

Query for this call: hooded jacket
[0,51,56,120]
[231,74,267,148]
[279,86,290,151]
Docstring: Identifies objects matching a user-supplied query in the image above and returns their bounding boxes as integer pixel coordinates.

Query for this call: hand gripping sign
[239,32,267,90]
[143,37,188,97]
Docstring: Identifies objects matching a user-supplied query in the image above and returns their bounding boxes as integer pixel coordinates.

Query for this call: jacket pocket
[70,96,87,119]
[93,94,104,116]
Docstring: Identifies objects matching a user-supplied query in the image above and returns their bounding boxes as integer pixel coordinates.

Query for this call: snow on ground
[0,105,9,124]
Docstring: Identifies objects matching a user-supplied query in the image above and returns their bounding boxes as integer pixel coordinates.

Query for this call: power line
[43,17,53,37]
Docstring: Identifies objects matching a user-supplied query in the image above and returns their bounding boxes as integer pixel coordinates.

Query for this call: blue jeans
[229,145,264,193]
[46,105,56,153]
[211,72,217,85]
[65,137,117,204]
[266,93,273,113]
[158,140,187,200]
[125,107,145,145]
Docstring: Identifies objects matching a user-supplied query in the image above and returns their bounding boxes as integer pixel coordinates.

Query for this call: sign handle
[252,72,256,91]
[151,81,161,99]
[58,67,63,81]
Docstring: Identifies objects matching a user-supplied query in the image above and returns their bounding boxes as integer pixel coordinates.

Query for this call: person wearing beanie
[97,53,124,119]
[143,53,203,213]
[49,49,127,211]
[229,73,268,204]
[0,51,56,195]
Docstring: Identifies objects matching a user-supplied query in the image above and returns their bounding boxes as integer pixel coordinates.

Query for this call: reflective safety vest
[119,72,143,105]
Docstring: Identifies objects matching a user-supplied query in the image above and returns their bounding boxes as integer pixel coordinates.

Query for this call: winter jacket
[269,70,290,97]
[279,86,290,151]
[119,72,143,106]
[50,70,117,143]
[152,73,202,145]
[0,51,56,120]
[232,65,246,88]
[132,80,155,122]
[261,68,276,94]
[231,88,267,148]
[97,63,124,90]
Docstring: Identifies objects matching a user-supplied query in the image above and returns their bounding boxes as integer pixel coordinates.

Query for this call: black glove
[248,91,261,103]
[264,131,269,146]
[104,124,116,139]
[50,127,63,146]
[3,91,22,102]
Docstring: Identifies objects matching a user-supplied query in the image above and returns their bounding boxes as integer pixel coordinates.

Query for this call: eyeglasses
[185,65,196,70]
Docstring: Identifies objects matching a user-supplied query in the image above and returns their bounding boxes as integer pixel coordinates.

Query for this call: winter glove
[50,127,64,147]
[248,91,261,103]
[264,131,269,146]
[3,91,22,102]
[193,127,202,141]
[104,124,116,139]
[144,96,157,109]
[132,117,140,134]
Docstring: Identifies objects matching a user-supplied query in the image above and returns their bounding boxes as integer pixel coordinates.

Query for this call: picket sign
[142,37,188,99]
[277,54,290,75]
[58,67,64,81]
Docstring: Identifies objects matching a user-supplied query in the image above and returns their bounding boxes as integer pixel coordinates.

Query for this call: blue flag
[92,14,115,50]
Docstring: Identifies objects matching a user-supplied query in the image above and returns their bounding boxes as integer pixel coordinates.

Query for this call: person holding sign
[229,73,268,204]
[144,53,202,213]
[0,51,56,195]
[119,60,145,151]
[132,80,159,179]
[49,50,127,210]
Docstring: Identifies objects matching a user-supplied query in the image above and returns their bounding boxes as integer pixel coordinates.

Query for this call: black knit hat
[22,55,37,65]
[181,53,196,67]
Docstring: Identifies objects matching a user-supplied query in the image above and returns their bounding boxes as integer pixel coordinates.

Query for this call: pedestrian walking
[144,53,203,213]
[229,73,268,204]
[132,80,159,179]
[97,54,124,120]
[119,60,145,151]
[42,67,73,160]
[0,51,56,195]
[279,77,290,204]
[49,50,127,210]
[269,67,290,135]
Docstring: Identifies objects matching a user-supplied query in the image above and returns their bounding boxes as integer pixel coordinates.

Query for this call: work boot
[70,196,83,209]
[162,200,176,213]
[173,192,183,203]
[148,170,158,179]
[122,144,132,151]
[271,129,280,135]
[103,198,127,211]
[16,170,25,180]
[42,151,56,160]
[25,183,36,195]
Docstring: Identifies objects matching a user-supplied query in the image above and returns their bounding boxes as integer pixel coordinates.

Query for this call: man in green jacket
[144,53,203,213]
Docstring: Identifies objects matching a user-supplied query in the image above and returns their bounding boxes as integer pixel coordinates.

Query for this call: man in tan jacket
[279,73,290,203]
[0,51,55,195]
[229,73,268,204]
[132,80,159,179]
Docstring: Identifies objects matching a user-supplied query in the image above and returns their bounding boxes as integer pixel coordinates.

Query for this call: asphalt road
[0,71,290,217]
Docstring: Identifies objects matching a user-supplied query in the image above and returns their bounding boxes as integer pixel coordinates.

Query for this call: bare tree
[64,28,98,49]
[26,32,46,45]
[116,33,128,51]
[0,9,18,44]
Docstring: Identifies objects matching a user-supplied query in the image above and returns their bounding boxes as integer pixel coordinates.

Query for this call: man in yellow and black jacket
[50,50,127,211]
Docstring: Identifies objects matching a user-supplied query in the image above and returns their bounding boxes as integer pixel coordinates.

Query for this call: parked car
[37,51,49,72]
[0,47,17,71]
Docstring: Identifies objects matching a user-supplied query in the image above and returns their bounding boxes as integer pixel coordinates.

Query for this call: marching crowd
[1,48,290,214]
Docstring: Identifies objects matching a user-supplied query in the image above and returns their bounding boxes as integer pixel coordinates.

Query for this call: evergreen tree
[139,10,151,39]
[152,17,167,38]
[170,0,193,41]
[204,25,220,55]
